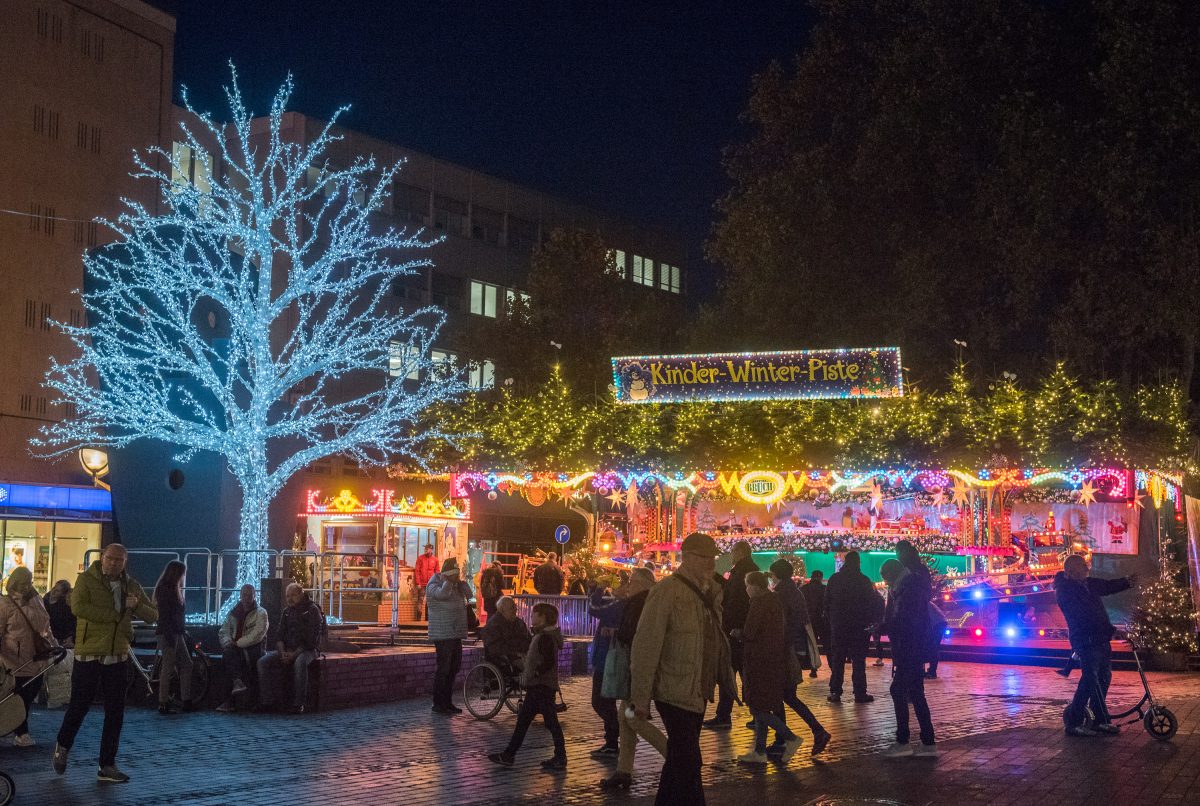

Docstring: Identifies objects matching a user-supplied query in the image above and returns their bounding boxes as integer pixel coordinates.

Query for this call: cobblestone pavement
[5,661,1198,805]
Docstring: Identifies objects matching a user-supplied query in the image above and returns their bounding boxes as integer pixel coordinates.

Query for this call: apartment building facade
[0,0,175,587]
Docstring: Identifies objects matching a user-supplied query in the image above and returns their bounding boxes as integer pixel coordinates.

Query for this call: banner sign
[612,347,904,403]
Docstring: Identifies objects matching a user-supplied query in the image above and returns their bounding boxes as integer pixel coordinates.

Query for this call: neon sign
[612,347,904,403]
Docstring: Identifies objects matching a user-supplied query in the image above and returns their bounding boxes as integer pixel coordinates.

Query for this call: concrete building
[1,2,688,607]
[0,0,175,586]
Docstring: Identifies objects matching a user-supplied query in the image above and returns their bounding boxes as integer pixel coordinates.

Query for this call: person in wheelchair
[481,596,531,681]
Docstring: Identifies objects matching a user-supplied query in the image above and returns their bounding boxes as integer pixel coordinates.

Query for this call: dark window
[433,194,468,237]
[391,277,424,303]
[24,300,36,329]
[507,216,538,253]
[430,272,464,311]
[393,181,430,225]
[471,205,503,245]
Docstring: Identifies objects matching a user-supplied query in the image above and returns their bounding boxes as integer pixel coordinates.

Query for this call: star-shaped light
[606,489,625,508]
[1078,481,1097,506]
[951,478,972,508]
[1130,492,1146,511]
[930,487,946,508]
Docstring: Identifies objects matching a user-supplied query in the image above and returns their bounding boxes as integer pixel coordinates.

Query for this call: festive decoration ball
[487,490,497,501]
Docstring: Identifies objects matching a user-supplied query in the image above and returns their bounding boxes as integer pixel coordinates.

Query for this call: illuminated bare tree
[35,69,462,590]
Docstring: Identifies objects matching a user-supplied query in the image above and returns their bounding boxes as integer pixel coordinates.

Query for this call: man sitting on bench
[482,596,531,678]
[257,583,321,714]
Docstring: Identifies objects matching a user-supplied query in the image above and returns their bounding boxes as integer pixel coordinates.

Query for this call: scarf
[233,600,256,641]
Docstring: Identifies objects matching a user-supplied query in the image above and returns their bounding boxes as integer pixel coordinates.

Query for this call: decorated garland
[713,530,958,555]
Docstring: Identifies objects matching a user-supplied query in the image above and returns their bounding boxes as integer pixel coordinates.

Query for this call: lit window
[608,249,626,279]
[659,264,681,293]
[468,359,495,390]
[387,340,419,380]
[505,288,531,313]
[171,142,211,194]
[632,255,655,286]
[431,349,458,379]
[470,281,499,317]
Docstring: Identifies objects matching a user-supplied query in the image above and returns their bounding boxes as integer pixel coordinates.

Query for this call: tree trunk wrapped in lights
[34,69,463,599]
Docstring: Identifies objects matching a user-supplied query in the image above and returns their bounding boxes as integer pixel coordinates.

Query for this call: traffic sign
[554,524,570,545]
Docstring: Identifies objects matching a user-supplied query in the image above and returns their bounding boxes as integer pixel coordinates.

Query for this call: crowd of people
[16,544,322,784]
[464,535,1135,806]
[0,533,1134,798]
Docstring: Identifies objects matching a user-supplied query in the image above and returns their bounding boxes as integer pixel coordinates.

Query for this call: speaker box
[260,577,284,644]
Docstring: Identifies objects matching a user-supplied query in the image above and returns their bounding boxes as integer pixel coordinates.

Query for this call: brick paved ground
[4,661,1197,805]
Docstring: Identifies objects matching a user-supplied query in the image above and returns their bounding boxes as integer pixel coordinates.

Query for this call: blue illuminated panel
[0,483,111,513]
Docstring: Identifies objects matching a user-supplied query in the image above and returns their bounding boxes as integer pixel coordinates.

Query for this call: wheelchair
[463,657,524,720]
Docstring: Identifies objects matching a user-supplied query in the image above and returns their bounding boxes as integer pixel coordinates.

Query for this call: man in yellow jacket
[630,533,734,806]
[53,543,157,784]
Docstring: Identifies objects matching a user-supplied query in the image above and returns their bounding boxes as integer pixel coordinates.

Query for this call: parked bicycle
[126,629,212,706]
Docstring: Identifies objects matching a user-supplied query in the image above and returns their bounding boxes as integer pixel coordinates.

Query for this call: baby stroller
[0,647,70,805]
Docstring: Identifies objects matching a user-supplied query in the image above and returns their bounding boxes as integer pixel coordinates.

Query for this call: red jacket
[414,554,440,587]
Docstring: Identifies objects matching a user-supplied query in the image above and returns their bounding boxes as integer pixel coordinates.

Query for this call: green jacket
[71,561,158,657]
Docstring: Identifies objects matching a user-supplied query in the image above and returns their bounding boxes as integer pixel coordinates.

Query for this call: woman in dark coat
[735,571,802,766]
[767,559,832,755]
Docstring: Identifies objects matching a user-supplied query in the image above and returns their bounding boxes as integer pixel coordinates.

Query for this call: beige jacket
[630,573,729,714]
[0,594,59,675]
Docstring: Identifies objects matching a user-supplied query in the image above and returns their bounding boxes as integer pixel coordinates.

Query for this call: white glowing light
[34,68,463,595]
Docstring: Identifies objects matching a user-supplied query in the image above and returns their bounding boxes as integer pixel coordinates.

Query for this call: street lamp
[78,448,110,491]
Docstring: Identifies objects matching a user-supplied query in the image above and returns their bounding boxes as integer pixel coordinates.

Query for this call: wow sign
[612,348,904,403]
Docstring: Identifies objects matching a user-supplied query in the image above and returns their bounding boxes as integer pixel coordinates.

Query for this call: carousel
[451,466,1185,635]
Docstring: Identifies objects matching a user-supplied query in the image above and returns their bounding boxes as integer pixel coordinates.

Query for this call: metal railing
[77,547,450,628]
[512,594,595,638]
[84,547,218,621]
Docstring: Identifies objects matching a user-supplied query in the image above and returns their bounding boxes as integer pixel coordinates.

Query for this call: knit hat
[441,557,460,576]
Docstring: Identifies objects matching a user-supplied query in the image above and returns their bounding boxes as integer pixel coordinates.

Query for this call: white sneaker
[778,736,803,764]
[913,743,938,757]
[13,733,36,747]
[882,742,914,758]
[737,750,769,766]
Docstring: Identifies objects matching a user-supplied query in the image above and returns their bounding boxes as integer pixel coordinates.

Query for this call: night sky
[161,2,812,304]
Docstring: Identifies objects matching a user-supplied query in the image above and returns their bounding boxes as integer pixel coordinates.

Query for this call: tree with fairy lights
[34,70,463,596]
[1128,563,1199,657]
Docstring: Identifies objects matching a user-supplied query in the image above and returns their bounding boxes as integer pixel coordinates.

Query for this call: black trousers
[222,644,263,702]
[14,676,39,736]
[714,638,743,720]
[777,685,825,737]
[432,638,462,708]
[828,634,869,697]
[654,700,706,806]
[891,659,935,745]
[504,684,565,758]
[1065,642,1112,728]
[591,666,619,746]
[57,660,128,767]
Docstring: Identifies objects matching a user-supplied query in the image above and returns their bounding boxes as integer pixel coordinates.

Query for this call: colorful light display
[303,489,470,520]
[611,347,904,403]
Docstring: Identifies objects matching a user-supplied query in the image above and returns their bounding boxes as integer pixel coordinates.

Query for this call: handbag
[804,623,823,672]
[12,596,54,662]
[601,641,631,700]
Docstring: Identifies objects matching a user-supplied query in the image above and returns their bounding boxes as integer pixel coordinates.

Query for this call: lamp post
[78,448,110,491]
